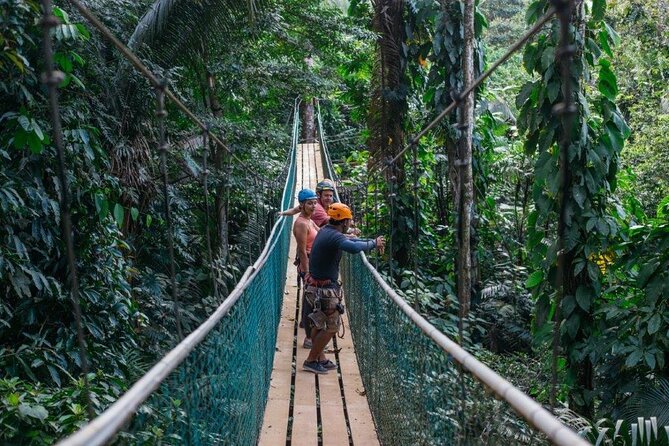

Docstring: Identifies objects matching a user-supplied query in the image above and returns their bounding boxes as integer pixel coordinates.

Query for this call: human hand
[375,236,385,255]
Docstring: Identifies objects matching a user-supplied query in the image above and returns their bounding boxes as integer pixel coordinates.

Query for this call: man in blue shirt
[303,203,385,374]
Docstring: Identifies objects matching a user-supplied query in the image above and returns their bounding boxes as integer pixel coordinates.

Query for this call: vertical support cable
[411,142,420,312]
[155,81,183,340]
[39,0,93,419]
[550,0,576,406]
[202,126,218,299]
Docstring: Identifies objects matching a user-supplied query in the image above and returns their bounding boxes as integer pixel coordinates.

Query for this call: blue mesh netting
[342,253,548,445]
[112,110,298,445]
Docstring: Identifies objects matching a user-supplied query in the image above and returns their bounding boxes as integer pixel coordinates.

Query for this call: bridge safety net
[57,104,299,446]
[317,98,585,445]
[118,120,298,445]
[342,254,552,445]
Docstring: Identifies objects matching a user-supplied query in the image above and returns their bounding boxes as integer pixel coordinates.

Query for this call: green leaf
[648,314,662,335]
[592,0,606,22]
[562,294,577,315]
[604,22,620,46]
[7,393,20,406]
[575,285,592,311]
[564,313,580,339]
[94,193,108,218]
[26,132,43,154]
[18,404,49,421]
[113,203,124,226]
[146,214,153,227]
[17,115,31,130]
[625,349,643,368]
[547,80,560,103]
[599,30,613,57]
[644,352,656,369]
[525,270,543,288]
[131,207,139,221]
[541,46,555,71]
[598,60,618,101]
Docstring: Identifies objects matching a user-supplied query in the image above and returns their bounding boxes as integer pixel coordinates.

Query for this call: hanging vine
[519,0,630,416]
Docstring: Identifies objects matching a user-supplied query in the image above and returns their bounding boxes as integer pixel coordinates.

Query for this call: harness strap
[305,273,332,287]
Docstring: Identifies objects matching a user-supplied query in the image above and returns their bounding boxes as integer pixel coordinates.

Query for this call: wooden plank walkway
[259,142,379,446]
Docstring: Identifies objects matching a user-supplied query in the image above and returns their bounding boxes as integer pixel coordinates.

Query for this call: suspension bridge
[30,0,593,444]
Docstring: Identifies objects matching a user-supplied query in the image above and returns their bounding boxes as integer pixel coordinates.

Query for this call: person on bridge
[292,188,320,349]
[279,179,336,227]
[302,203,385,374]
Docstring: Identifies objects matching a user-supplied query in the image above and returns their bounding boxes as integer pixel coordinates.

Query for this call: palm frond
[620,378,669,426]
[127,0,261,65]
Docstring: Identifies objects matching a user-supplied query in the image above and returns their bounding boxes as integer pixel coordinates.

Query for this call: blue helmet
[298,188,317,203]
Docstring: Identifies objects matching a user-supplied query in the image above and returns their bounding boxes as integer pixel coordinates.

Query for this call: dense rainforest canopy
[1,0,668,443]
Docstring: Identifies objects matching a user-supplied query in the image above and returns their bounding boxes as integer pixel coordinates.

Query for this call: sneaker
[303,360,328,374]
[302,338,313,349]
[319,359,337,370]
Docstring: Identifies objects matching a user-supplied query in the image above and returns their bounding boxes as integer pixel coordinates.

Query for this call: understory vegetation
[1,0,668,444]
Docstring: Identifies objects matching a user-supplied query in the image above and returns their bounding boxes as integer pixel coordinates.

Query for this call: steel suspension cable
[39,0,93,420]
[376,6,557,175]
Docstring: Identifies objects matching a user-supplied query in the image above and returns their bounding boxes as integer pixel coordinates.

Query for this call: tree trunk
[368,0,409,268]
[301,98,316,143]
[456,0,475,319]
[201,52,229,267]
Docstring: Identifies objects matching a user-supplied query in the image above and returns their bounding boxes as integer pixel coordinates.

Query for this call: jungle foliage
[1,0,360,442]
[1,0,669,443]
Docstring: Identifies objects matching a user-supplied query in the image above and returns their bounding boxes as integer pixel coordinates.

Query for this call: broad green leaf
[113,203,124,226]
[575,285,592,311]
[562,294,577,315]
[604,22,620,46]
[26,132,43,154]
[146,214,153,227]
[598,61,618,101]
[131,207,139,221]
[648,314,661,335]
[525,270,543,288]
[599,30,613,57]
[94,193,108,217]
[541,46,555,71]
[645,352,656,369]
[592,0,606,22]
[18,404,49,421]
[625,349,643,368]
[7,393,20,406]
[17,115,31,130]
[547,80,560,103]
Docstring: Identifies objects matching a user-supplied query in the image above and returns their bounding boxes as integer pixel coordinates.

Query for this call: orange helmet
[327,203,352,221]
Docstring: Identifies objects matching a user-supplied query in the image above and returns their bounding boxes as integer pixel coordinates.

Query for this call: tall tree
[367,0,411,267]
[519,0,629,416]
[456,0,475,317]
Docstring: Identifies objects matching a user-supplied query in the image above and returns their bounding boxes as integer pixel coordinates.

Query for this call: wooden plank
[262,143,378,446]
[292,328,318,445]
[259,156,301,445]
[319,372,349,446]
[337,310,379,446]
